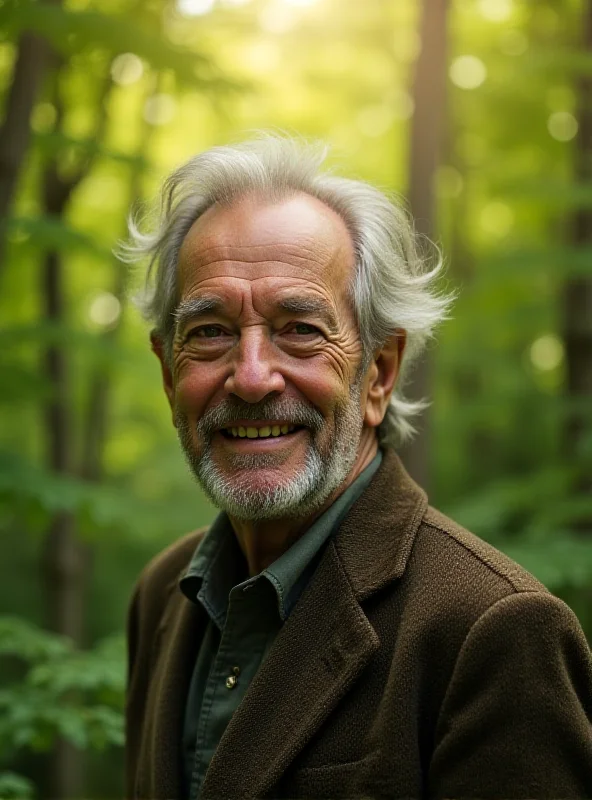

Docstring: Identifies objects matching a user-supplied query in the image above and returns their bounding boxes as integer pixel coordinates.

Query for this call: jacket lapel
[201,539,380,798]
[142,582,209,799]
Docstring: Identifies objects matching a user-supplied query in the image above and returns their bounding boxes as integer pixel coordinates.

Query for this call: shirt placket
[189,578,277,800]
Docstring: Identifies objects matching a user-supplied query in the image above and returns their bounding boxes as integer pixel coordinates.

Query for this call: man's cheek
[174,373,206,416]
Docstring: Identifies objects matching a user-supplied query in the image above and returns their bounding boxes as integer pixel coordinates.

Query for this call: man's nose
[224,328,285,403]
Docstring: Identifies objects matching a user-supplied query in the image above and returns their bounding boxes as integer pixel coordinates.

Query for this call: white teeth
[225,425,298,439]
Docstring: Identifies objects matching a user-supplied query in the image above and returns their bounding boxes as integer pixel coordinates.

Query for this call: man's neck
[229,431,379,577]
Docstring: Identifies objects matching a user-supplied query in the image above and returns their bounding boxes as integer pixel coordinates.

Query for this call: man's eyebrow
[174,296,223,331]
[173,294,340,334]
[276,296,339,332]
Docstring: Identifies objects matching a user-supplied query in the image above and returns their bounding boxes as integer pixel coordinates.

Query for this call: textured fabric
[125,449,592,799]
[179,452,382,799]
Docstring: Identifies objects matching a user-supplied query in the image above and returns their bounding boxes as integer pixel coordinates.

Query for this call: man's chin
[193,453,326,520]
[201,480,313,521]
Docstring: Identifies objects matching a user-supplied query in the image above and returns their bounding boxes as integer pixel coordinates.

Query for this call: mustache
[196,397,325,438]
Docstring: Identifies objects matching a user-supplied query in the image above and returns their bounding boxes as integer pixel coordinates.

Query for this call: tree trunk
[40,242,90,798]
[399,0,449,490]
[38,66,113,800]
[563,0,592,509]
[0,0,62,280]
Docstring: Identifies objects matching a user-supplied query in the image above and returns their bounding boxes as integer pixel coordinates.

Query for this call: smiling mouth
[219,424,303,440]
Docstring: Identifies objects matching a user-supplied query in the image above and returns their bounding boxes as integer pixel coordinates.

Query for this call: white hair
[118,133,454,444]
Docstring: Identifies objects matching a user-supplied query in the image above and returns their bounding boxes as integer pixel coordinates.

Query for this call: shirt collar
[179,450,383,625]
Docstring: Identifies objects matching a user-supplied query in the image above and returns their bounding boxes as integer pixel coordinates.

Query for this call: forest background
[0,0,591,796]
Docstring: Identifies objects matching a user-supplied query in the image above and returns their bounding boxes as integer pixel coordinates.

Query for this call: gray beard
[174,384,364,521]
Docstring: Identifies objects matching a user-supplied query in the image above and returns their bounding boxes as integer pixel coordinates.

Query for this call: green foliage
[0,772,35,800]
[1,0,235,89]
[0,617,71,663]
[0,617,124,761]
[33,130,149,169]
[5,217,111,261]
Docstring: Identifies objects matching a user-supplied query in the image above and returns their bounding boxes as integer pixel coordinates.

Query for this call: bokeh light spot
[177,0,215,15]
[111,53,144,86]
[31,102,57,133]
[478,0,513,22]
[449,56,487,90]
[88,293,121,328]
[547,111,578,142]
[480,201,514,237]
[530,335,564,372]
[259,2,296,33]
[143,94,177,126]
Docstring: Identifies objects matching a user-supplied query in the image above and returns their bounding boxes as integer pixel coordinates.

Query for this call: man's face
[161,193,380,520]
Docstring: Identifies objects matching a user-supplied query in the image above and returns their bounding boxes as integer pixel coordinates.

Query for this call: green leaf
[500,536,592,590]
[0,622,125,757]
[30,635,125,695]
[444,466,576,539]
[0,617,72,663]
[5,216,111,260]
[0,771,35,800]
[33,130,149,169]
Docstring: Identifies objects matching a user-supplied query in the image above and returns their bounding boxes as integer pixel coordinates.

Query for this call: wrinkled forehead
[177,193,357,292]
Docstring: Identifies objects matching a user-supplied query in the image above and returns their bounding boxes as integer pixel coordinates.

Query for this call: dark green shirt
[179,452,382,800]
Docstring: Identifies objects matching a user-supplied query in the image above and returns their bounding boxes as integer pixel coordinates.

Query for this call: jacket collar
[335,447,428,601]
[142,448,427,799]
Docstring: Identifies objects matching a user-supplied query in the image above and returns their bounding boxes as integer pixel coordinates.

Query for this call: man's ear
[150,331,176,421]
[364,329,406,429]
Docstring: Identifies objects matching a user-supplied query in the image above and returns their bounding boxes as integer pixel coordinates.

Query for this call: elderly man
[124,136,592,800]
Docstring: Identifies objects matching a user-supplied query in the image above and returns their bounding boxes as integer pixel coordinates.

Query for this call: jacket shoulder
[421,505,547,595]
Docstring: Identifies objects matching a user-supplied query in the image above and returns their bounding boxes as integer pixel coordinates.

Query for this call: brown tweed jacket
[125,450,592,799]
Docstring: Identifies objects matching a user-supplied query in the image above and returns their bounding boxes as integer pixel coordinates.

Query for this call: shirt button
[225,675,238,689]
[231,665,240,675]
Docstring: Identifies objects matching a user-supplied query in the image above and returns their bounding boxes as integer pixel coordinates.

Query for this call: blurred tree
[0,0,62,278]
[563,0,592,507]
[399,0,449,489]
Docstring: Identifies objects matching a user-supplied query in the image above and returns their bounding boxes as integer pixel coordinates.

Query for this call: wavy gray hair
[119,134,454,444]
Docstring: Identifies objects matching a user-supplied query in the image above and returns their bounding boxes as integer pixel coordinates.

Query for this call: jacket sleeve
[429,590,592,798]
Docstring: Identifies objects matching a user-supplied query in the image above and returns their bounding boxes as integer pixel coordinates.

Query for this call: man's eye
[190,325,225,339]
[291,323,320,335]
